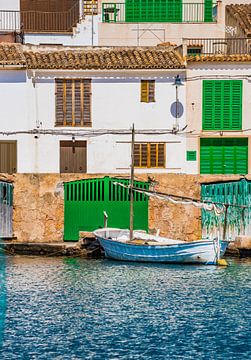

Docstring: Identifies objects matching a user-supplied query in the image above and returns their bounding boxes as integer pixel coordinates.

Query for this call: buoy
[217,259,228,266]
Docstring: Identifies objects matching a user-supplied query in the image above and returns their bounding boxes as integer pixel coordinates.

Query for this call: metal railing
[102,2,217,23]
[185,38,251,55]
[0,2,80,32]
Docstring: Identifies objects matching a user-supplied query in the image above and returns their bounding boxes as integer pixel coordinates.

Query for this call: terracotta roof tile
[186,54,251,62]
[0,43,26,66]
[23,45,184,70]
[226,4,251,36]
[0,43,185,70]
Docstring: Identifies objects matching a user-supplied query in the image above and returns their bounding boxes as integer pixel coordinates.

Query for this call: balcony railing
[185,38,251,56]
[0,2,79,33]
[102,2,217,23]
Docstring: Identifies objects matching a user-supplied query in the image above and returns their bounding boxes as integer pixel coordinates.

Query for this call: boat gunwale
[95,235,228,249]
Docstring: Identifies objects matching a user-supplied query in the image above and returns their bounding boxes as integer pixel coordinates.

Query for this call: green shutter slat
[203,80,242,131]
[204,0,213,22]
[186,151,196,161]
[232,81,243,130]
[125,0,182,22]
[200,138,248,175]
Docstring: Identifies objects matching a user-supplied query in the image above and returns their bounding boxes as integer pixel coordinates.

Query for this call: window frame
[134,142,165,168]
[55,78,92,127]
[202,80,242,131]
[140,80,155,103]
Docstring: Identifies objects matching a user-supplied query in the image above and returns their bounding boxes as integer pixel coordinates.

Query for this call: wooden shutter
[0,141,17,174]
[83,80,92,126]
[125,0,182,22]
[141,80,155,103]
[148,81,155,102]
[203,80,242,131]
[134,143,165,168]
[55,79,64,126]
[134,144,140,167]
[157,143,165,167]
[60,141,87,173]
[200,138,248,174]
[55,79,92,127]
[141,80,148,102]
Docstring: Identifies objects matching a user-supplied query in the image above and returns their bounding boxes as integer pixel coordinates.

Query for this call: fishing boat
[94,228,228,265]
[93,124,231,266]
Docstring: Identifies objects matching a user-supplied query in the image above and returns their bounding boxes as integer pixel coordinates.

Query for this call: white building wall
[32,70,186,173]
[0,69,187,173]
[0,0,19,11]
[24,16,99,46]
[186,63,251,174]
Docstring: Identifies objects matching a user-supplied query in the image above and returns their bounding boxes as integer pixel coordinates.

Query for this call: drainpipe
[216,0,223,28]
[31,70,40,129]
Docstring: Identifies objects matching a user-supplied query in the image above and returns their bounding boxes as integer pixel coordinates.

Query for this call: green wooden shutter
[203,80,242,131]
[200,138,248,174]
[204,0,213,22]
[125,0,182,22]
[186,151,196,161]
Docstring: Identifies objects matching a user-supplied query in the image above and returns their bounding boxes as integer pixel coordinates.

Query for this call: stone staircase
[83,0,98,16]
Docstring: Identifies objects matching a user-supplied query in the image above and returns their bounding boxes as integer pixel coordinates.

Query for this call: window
[200,138,248,174]
[55,79,91,127]
[60,141,87,173]
[141,80,155,103]
[134,143,165,168]
[0,141,17,174]
[203,80,242,130]
[187,47,202,55]
[186,151,197,161]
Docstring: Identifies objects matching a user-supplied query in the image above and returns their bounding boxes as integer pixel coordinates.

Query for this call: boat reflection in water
[94,228,229,265]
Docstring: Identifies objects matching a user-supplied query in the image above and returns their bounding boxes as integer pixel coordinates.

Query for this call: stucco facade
[0,67,187,174]
[186,62,251,174]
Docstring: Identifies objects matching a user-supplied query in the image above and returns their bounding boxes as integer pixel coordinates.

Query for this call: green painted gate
[64,177,149,241]
[201,179,251,240]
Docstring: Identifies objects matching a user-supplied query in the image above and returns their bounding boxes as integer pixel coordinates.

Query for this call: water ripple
[0,256,250,360]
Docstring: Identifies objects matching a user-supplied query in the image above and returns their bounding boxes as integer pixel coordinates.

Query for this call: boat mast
[129,124,135,241]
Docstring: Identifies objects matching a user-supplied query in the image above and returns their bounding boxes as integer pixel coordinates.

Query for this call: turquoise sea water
[0,256,250,360]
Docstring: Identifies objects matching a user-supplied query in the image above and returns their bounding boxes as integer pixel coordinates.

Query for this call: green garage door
[64,177,149,241]
[200,138,248,174]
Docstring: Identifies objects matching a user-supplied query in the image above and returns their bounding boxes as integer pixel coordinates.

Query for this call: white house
[186,49,251,175]
[0,0,246,47]
[0,42,188,174]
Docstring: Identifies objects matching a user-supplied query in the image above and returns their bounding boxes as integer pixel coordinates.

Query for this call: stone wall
[5,173,247,243]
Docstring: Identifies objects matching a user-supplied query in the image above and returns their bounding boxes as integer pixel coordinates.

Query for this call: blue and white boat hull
[94,228,228,265]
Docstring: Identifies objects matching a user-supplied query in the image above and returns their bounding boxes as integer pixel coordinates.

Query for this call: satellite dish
[170,101,184,119]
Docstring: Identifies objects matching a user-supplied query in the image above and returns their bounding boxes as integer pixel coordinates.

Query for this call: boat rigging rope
[113,182,225,216]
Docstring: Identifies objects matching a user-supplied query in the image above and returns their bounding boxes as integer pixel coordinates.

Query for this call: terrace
[184,37,251,56]
[102,1,217,23]
[0,2,80,33]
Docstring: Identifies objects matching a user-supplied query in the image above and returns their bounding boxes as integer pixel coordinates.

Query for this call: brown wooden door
[60,141,87,173]
[0,141,17,174]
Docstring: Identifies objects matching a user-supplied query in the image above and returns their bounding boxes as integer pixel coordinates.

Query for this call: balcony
[185,38,251,56]
[102,1,217,23]
[0,2,79,33]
